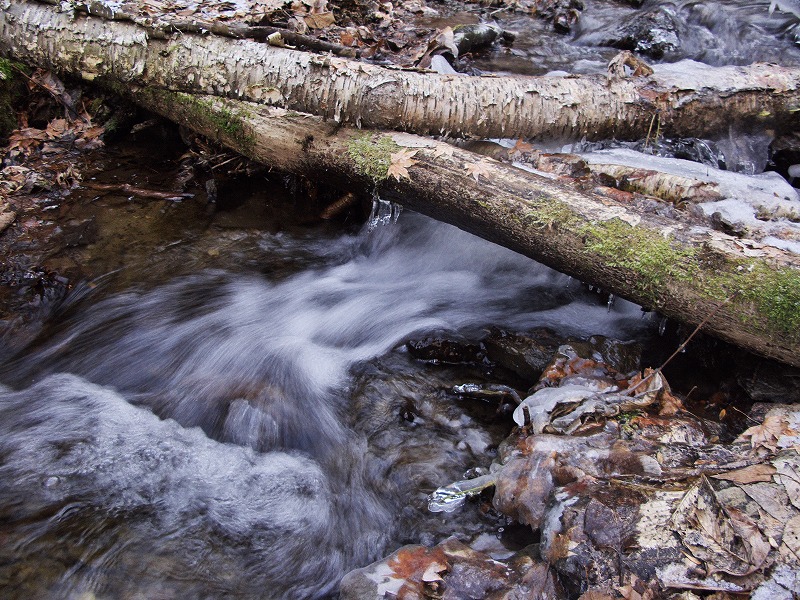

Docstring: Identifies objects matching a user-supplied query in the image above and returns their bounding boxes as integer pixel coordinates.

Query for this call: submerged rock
[605,5,683,59]
[406,335,484,364]
[482,327,561,383]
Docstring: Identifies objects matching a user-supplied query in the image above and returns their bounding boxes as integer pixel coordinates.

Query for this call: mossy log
[2,0,800,141]
[119,88,800,366]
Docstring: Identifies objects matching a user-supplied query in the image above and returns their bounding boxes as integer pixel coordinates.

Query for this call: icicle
[606,293,616,312]
[367,189,402,231]
[658,316,668,336]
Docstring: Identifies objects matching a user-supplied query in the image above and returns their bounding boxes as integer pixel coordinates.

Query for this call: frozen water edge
[579,148,800,254]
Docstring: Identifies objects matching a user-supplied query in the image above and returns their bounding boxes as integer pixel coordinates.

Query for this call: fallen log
[2,0,800,141]
[95,87,800,366]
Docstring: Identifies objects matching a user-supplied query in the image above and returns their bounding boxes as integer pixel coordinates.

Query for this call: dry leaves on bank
[671,475,770,577]
[736,408,800,453]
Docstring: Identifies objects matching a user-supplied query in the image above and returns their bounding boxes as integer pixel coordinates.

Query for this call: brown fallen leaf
[0,208,16,233]
[671,475,770,577]
[45,118,69,139]
[780,515,800,563]
[712,464,777,484]
[774,455,800,510]
[387,545,449,581]
[304,11,335,29]
[736,413,796,453]
[727,505,771,570]
[465,159,492,182]
[387,148,418,181]
[8,127,47,155]
[578,592,615,600]
[584,498,622,551]
[617,574,654,600]
[510,138,534,157]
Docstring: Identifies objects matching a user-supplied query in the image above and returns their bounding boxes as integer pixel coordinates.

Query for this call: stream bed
[0,159,655,597]
[2,0,800,598]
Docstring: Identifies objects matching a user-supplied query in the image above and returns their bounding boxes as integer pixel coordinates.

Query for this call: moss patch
[721,263,800,338]
[165,92,256,150]
[196,98,254,147]
[521,196,579,230]
[346,134,399,183]
[580,218,698,301]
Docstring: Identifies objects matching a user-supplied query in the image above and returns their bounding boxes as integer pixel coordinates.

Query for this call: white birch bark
[1,0,799,141]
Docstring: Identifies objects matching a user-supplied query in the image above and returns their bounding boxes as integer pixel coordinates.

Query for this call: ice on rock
[579,148,800,254]
[762,236,800,254]
[512,385,596,432]
[770,0,800,19]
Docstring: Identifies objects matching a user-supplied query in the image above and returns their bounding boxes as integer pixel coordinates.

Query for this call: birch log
[1,0,800,141]
[116,88,800,366]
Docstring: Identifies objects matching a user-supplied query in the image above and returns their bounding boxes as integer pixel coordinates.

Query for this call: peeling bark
[2,0,800,141]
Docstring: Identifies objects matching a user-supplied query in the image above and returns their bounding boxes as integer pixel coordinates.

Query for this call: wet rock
[406,335,483,364]
[482,327,561,383]
[605,5,683,59]
[737,361,800,403]
[535,336,641,390]
[60,217,98,247]
[452,23,514,56]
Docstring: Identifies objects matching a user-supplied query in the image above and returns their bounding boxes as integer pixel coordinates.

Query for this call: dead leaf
[0,208,16,233]
[416,27,458,68]
[657,387,684,416]
[304,11,335,29]
[736,413,796,453]
[45,118,70,138]
[8,127,47,155]
[584,499,621,549]
[510,138,534,157]
[726,506,771,570]
[712,464,777,484]
[617,574,654,600]
[774,455,800,510]
[465,159,492,182]
[578,592,615,600]
[420,560,447,583]
[387,545,449,581]
[780,515,800,563]
[387,148,418,181]
[671,476,770,577]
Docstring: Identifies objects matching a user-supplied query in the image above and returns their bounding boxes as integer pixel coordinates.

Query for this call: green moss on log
[346,134,399,182]
[522,196,579,230]
[157,90,256,150]
[580,218,698,301]
[742,264,800,336]
[191,97,255,148]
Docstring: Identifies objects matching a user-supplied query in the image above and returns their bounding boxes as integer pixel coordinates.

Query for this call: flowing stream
[0,209,650,599]
[1,0,797,597]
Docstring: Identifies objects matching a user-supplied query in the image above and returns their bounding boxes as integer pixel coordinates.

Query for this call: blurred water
[0,213,649,598]
[2,1,792,596]
[474,0,800,75]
